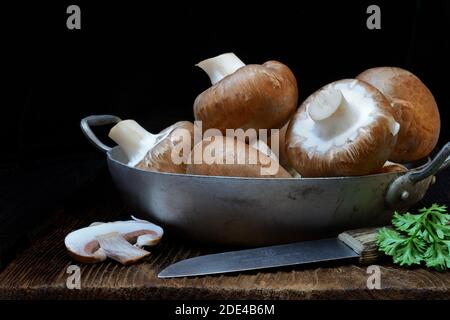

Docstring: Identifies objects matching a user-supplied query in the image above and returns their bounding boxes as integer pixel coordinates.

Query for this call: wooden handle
[338,227,384,265]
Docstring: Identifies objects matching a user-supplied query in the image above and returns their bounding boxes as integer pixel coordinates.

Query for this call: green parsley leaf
[377,204,450,271]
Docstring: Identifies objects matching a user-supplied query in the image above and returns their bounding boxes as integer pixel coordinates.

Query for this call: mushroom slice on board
[357,67,441,163]
[65,220,163,264]
[187,136,291,178]
[194,53,298,133]
[109,120,194,173]
[286,79,400,177]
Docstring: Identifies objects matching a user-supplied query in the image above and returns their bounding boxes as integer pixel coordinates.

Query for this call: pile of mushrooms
[107,52,298,178]
[84,57,441,180]
[67,55,442,264]
[285,67,440,177]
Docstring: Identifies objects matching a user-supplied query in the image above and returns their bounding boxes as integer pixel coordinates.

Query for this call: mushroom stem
[95,232,150,265]
[109,120,158,167]
[196,53,245,85]
[307,88,358,138]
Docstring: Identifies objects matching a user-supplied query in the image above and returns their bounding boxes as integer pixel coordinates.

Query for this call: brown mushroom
[270,121,299,175]
[64,219,163,265]
[371,161,407,174]
[109,120,194,173]
[186,135,291,178]
[194,53,298,133]
[286,79,400,177]
[357,67,441,162]
[255,121,300,177]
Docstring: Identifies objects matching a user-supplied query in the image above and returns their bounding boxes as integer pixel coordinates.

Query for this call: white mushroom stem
[307,88,359,138]
[96,232,150,265]
[196,53,245,85]
[109,120,170,167]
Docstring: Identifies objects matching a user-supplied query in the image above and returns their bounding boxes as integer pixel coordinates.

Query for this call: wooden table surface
[0,169,449,300]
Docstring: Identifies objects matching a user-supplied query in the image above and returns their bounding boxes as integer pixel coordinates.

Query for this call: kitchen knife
[158,227,381,278]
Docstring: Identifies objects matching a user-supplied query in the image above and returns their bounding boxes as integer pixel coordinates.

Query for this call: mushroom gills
[292,81,398,155]
[286,79,400,177]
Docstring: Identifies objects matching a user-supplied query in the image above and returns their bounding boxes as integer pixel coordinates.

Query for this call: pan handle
[386,142,450,209]
[80,115,122,153]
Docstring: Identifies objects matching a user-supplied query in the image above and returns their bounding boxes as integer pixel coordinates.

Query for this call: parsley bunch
[377,204,450,271]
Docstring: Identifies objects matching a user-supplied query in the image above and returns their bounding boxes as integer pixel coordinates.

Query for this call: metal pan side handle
[386,141,450,209]
[409,142,450,182]
[80,115,122,153]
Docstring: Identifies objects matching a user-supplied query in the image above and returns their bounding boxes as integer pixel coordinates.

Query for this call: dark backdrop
[1,1,449,259]
[3,0,450,162]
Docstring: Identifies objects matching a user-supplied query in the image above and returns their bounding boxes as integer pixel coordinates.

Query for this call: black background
[1,1,449,257]
[3,0,449,163]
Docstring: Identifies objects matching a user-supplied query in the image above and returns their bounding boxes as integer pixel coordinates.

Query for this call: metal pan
[81,115,450,246]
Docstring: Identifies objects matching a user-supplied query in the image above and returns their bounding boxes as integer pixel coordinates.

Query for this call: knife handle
[338,227,384,265]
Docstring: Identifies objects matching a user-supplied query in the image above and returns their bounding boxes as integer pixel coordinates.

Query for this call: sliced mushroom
[65,220,163,264]
[96,232,150,265]
[186,136,291,178]
[194,53,298,133]
[357,67,441,162]
[109,119,194,173]
[286,79,400,177]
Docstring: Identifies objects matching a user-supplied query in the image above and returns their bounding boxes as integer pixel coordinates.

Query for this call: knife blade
[158,234,368,278]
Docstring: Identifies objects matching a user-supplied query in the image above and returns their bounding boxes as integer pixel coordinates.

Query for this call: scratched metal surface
[107,146,439,246]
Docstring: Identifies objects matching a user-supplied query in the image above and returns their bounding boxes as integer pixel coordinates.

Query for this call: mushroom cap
[276,121,294,172]
[286,79,399,177]
[371,161,407,174]
[261,120,298,175]
[193,61,298,133]
[357,67,440,162]
[64,220,163,264]
[186,136,291,178]
[136,121,194,174]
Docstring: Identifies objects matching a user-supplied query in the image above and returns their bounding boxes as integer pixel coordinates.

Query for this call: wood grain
[0,170,449,300]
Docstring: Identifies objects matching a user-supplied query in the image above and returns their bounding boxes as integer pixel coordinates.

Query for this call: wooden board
[0,170,449,300]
